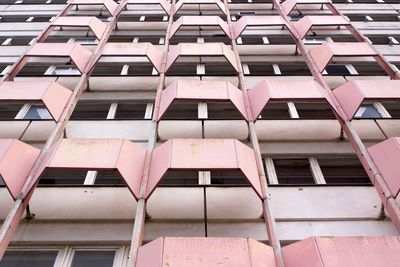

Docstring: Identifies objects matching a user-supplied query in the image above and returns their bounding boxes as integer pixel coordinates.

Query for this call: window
[23,105,52,120]
[0,250,58,267]
[382,101,400,118]
[274,158,315,185]
[159,171,199,185]
[115,103,148,119]
[318,157,371,185]
[354,104,382,119]
[70,250,116,267]
[259,102,290,119]
[52,67,80,76]
[71,102,111,120]
[0,176,4,186]
[296,102,336,119]
[210,171,248,185]
[324,64,351,75]
[0,104,22,120]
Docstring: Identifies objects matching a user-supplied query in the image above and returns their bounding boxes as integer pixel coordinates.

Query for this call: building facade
[0,0,400,266]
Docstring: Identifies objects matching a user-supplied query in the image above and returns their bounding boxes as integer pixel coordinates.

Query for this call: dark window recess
[137,36,163,44]
[231,0,249,3]
[207,102,244,119]
[71,251,116,267]
[280,64,311,76]
[17,64,49,76]
[318,157,371,185]
[94,170,125,185]
[166,64,197,76]
[289,14,303,21]
[325,64,351,75]
[161,102,198,119]
[274,158,315,185]
[0,176,4,186]
[0,104,22,120]
[32,17,52,22]
[108,36,134,43]
[128,64,154,75]
[330,35,358,43]
[159,171,198,185]
[211,171,248,185]
[366,36,393,45]
[382,101,400,118]
[70,102,110,120]
[38,169,87,185]
[353,63,387,76]
[0,251,58,267]
[354,104,381,119]
[117,16,141,22]
[296,102,336,119]
[24,105,52,120]
[204,35,231,44]
[91,65,123,76]
[43,36,71,43]
[247,64,274,75]
[169,36,198,45]
[240,36,264,45]
[267,36,295,44]
[115,103,147,119]
[0,16,29,22]
[259,102,290,119]
[205,63,237,76]
[7,38,33,46]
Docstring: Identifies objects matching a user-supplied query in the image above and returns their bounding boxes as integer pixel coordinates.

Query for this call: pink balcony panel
[102,42,163,73]
[333,80,400,120]
[68,0,118,16]
[173,0,226,15]
[126,0,172,15]
[281,0,332,15]
[0,139,40,199]
[309,42,377,73]
[169,16,231,39]
[247,80,334,121]
[51,17,108,40]
[232,16,289,39]
[136,237,276,267]
[368,137,400,197]
[294,15,350,39]
[146,139,262,198]
[0,81,72,121]
[166,43,238,72]
[26,43,93,73]
[42,139,145,199]
[157,80,248,120]
[283,236,400,267]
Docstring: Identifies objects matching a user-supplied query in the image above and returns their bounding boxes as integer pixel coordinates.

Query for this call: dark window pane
[260,102,290,119]
[318,157,371,185]
[71,251,115,267]
[211,171,248,185]
[24,105,52,120]
[325,64,351,75]
[296,102,336,119]
[274,158,315,184]
[0,251,58,267]
[159,171,198,185]
[0,176,4,186]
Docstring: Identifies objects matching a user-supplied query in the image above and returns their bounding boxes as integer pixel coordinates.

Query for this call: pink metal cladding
[333,80,400,120]
[157,80,249,120]
[309,42,378,73]
[0,139,40,200]
[165,43,239,72]
[368,137,400,197]
[172,0,226,15]
[26,43,93,73]
[146,139,262,199]
[283,236,400,267]
[68,0,118,16]
[39,139,145,199]
[136,237,276,267]
[232,16,290,40]
[0,81,72,121]
[126,0,172,15]
[101,43,163,73]
[247,80,335,121]
[294,15,350,39]
[169,16,231,39]
[281,0,332,15]
[51,17,108,40]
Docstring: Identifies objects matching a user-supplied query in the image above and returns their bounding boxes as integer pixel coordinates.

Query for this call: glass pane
[0,175,4,186]
[274,158,315,185]
[71,250,115,267]
[354,105,382,119]
[0,251,57,267]
[24,106,52,120]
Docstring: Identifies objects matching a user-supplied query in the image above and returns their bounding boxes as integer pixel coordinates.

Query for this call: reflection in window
[0,176,4,186]
[354,104,382,119]
[24,105,52,120]
[70,250,116,267]
[0,251,58,267]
